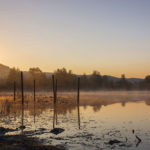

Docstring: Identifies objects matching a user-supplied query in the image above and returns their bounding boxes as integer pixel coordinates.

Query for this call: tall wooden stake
[52,75,56,103]
[77,77,80,129]
[33,80,35,102]
[52,75,55,129]
[77,77,80,104]
[21,72,24,105]
[55,79,58,125]
[52,75,58,128]
[33,80,36,123]
[21,72,24,133]
[55,79,57,102]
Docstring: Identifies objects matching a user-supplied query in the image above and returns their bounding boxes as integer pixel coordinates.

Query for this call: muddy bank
[0,134,65,150]
[0,126,65,150]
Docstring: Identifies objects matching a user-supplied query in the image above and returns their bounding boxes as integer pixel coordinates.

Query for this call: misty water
[0,91,150,150]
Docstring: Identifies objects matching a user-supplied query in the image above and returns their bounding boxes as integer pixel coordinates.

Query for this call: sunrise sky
[0,0,150,78]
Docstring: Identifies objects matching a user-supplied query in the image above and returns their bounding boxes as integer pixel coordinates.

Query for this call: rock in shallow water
[50,128,64,135]
[0,127,17,135]
[108,139,121,145]
[19,125,26,130]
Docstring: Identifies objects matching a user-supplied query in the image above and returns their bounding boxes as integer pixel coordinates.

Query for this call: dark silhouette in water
[20,72,25,134]
[55,79,58,125]
[52,75,58,129]
[33,80,36,124]
[77,77,81,129]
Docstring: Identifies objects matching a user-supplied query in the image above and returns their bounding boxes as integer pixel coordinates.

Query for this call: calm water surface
[0,91,150,150]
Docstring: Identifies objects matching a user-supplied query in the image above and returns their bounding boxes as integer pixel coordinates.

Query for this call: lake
[0,91,150,150]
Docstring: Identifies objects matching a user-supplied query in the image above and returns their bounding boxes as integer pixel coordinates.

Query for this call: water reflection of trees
[0,93,150,117]
[145,99,150,106]
[93,105,102,112]
[0,97,77,118]
[121,101,126,107]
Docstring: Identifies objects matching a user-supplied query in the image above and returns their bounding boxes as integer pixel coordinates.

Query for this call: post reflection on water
[53,103,56,129]
[0,91,150,150]
[34,101,35,125]
[77,103,80,130]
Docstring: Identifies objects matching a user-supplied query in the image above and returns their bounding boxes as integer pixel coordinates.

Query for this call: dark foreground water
[0,91,150,150]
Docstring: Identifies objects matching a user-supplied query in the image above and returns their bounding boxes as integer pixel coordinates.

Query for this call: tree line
[0,67,150,91]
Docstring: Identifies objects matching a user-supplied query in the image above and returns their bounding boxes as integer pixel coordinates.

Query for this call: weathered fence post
[21,72,24,105]
[33,79,36,123]
[21,71,24,132]
[33,79,35,102]
[55,79,58,125]
[77,77,80,129]
[55,79,57,102]
[14,81,16,101]
[52,75,55,103]
[52,75,58,128]
[52,75,55,128]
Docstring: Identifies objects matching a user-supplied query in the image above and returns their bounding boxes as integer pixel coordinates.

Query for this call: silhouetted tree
[116,74,132,90]
[27,67,49,90]
[0,67,149,91]
[54,68,76,90]
[89,71,102,89]
[81,74,89,90]
[6,68,20,90]
[142,75,150,90]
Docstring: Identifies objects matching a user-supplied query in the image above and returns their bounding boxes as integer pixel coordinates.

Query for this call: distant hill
[0,64,10,79]
[23,72,52,78]
[104,75,120,82]
[127,78,144,83]
[78,74,144,83]
[0,63,144,83]
[105,75,144,83]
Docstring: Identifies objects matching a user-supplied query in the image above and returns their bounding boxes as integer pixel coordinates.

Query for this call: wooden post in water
[52,75,58,128]
[33,80,36,102]
[52,75,56,129]
[21,71,24,133]
[14,81,16,101]
[14,81,17,121]
[55,79,57,102]
[21,72,24,105]
[55,79,58,125]
[33,79,36,123]
[77,77,80,104]
[77,77,81,129]
[52,75,56,103]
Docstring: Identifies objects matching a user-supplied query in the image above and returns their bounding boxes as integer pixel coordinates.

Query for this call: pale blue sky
[0,0,150,77]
